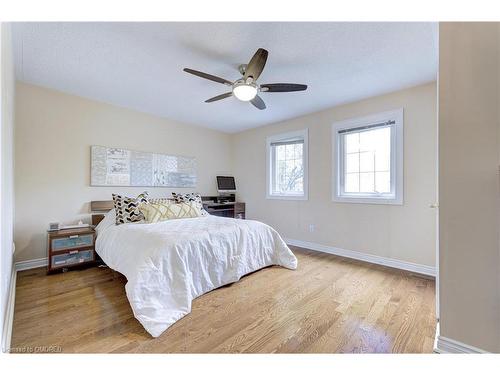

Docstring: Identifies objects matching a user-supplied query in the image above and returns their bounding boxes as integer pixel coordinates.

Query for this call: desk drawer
[51,249,94,268]
[51,234,93,251]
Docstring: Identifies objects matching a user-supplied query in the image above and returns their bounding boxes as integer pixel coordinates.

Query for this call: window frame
[266,128,309,200]
[332,109,404,205]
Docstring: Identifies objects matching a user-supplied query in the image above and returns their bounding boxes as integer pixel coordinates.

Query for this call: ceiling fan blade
[205,92,233,103]
[250,95,266,110]
[244,48,268,81]
[260,83,308,92]
[183,68,233,86]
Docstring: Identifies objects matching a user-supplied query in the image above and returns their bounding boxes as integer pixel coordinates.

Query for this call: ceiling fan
[183,48,307,110]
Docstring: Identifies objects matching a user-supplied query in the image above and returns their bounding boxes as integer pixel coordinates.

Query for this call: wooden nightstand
[47,227,96,274]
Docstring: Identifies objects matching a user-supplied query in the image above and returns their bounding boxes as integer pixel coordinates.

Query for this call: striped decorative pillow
[148,197,174,204]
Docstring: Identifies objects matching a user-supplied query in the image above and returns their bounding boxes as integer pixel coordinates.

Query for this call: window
[267,129,308,200]
[333,109,403,204]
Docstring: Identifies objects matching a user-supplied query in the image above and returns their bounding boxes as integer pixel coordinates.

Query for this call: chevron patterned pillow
[112,192,149,225]
[171,192,209,216]
[139,201,202,223]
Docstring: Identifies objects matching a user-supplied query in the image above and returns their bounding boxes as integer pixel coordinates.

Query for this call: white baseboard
[15,257,48,272]
[1,265,17,353]
[434,323,489,353]
[285,238,436,277]
[2,256,48,353]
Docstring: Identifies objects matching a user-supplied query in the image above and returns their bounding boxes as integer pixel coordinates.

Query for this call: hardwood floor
[11,247,436,353]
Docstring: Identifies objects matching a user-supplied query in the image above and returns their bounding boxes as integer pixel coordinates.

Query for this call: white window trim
[332,109,404,205]
[266,128,309,200]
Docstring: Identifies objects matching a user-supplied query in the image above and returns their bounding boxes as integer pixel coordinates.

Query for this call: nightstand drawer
[51,249,94,269]
[51,234,94,251]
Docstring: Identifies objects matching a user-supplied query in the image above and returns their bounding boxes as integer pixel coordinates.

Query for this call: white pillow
[95,209,117,236]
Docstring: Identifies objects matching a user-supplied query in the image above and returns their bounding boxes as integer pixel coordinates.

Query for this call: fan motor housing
[238,64,247,75]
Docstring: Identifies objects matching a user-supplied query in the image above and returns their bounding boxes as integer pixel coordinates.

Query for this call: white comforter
[95,215,297,337]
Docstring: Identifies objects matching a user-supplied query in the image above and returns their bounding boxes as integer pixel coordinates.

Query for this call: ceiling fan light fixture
[183,48,307,110]
[232,82,258,101]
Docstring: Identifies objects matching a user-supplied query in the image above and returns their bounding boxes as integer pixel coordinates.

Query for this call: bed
[93,202,298,338]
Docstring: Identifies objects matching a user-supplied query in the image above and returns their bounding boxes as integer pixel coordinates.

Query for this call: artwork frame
[90,145,197,188]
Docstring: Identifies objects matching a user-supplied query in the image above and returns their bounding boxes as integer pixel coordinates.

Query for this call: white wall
[438,22,500,353]
[0,23,15,351]
[232,82,437,268]
[14,82,233,262]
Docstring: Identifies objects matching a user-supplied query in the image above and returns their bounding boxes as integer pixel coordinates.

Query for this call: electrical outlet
[309,224,315,233]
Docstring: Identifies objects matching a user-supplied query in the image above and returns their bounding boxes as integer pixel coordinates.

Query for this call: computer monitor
[217,176,236,193]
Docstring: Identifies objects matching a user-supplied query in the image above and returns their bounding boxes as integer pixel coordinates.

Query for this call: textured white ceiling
[12,22,437,133]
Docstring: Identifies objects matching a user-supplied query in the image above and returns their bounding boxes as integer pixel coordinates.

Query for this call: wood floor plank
[10,247,436,353]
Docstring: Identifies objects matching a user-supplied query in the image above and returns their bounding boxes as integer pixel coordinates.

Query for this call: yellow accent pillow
[139,201,202,223]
